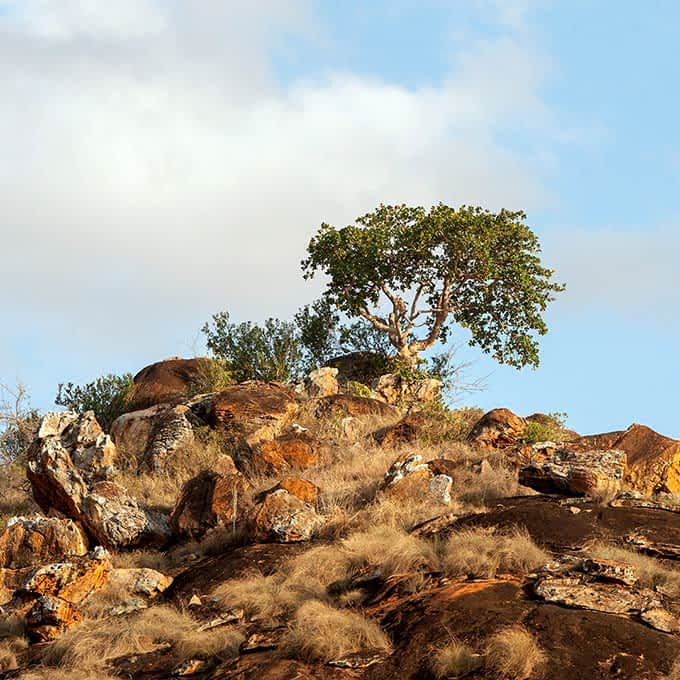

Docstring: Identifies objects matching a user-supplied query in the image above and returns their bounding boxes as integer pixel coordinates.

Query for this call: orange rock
[249,433,319,474]
[267,478,318,505]
[313,394,401,420]
[207,382,299,448]
[171,467,253,539]
[249,490,323,543]
[467,408,526,450]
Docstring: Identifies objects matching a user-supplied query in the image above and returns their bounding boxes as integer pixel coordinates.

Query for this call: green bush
[55,373,133,431]
[522,412,569,444]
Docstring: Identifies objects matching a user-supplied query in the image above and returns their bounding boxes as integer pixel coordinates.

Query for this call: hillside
[1,358,680,679]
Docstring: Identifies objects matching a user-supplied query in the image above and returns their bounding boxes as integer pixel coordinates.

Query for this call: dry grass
[18,670,119,680]
[665,658,680,680]
[590,543,680,595]
[0,636,27,672]
[440,527,548,579]
[279,600,391,663]
[0,461,36,532]
[484,625,545,679]
[431,639,482,678]
[40,605,242,673]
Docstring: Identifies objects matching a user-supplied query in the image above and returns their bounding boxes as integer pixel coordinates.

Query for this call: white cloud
[0,0,559,357]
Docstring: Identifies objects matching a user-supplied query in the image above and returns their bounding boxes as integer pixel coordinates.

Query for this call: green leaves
[302,203,564,369]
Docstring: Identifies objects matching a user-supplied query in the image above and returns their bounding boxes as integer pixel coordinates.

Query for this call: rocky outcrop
[111,403,194,471]
[372,413,428,447]
[259,478,319,505]
[248,489,323,543]
[569,424,680,495]
[519,448,626,498]
[313,394,401,420]
[305,367,339,398]
[0,515,88,570]
[248,432,321,474]
[170,457,253,540]
[327,351,394,385]
[18,548,112,642]
[467,408,526,449]
[26,412,170,550]
[126,357,208,411]
[102,567,173,614]
[203,382,299,450]
[373,374,441,406]
[381,454,452,504]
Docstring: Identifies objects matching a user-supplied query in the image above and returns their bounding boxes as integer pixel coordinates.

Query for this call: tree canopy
[302,203,564,369]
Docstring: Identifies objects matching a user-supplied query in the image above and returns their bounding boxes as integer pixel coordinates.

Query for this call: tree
[0,381,39,464]
[55,373,133,431]
[202,312,304,382]
[302,203,564,369]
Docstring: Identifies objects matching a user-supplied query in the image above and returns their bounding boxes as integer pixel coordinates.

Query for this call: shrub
[484,625,545,679]
[431,640,482,678]
[55,373,133,431]
[522,411,569,444]
[279,600,391,663]
[188,357,233,395]
[440,527,548,579]
[0,381,39,464]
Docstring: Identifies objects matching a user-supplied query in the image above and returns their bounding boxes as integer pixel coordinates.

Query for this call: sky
[1,1,680,437]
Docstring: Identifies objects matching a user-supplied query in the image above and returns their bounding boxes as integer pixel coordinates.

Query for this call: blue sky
[1,1,679,437]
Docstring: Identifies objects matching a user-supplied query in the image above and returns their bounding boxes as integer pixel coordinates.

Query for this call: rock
[467,408,526,449]
[27,436,89,519]
[170,464,253,540]
[314,394,401,420]
[260,478,319,505]
[82,481,171,549]
[580,557,638,586]
[327,351,394,385]
[37,411,79,439]
[110,403,194,472]
[519,448,627,498]
[341,417,364,440]
[0,515,88,570]
[372,374,441,406]
[204,382,299,449]
[20,548,112,643]
[382,454,451,504]
[372,413,427,447]
[640,608,679,633]
[127,357,208,411]
[249,490,323,543]
[571,424,680,495]
[103,568,173,614]
[248,432,320,474]
[305,367,339,398]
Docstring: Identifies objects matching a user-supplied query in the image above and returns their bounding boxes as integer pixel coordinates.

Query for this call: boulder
[327,351,394,385]
[248,432,321,474]
[170,456,253,540]
[203,382,299,449]
[372,413,428,447]
[111,403,194,472]
[305,367,339,398]
[467,408,526,449]
[127,357,207,411]
[381,454,452,504]
[313,394,401,421]
[101,567,173,614]
[19,548,112,643]
[82,481,171,549]
[260,478,319,505]
[0,515,88,570]
[519,448,627,498]
[373,374,441,406]
[249,490,323,543]
[570,424,680,495]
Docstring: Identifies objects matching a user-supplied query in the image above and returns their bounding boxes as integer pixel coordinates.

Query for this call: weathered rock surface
[204,382,299,449]
[305,367,339,398]
[26,412,171,550]
[111,403,194,471]
[373,373,440,406]
[467,407,526,449]
[313,394,401,420]
[570,423,680,494]
[259,478,319,505]
[381,454,452,504]
[327,351,393,385]
[248,432,321,474]
[519,448,627,498]
[103,567,173,614]
[372,413,428,447]
[0,515,88,570]
[170,458,253,540]
[82,481,171,549]
[248,490,323,543]
[127,357,207,411]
